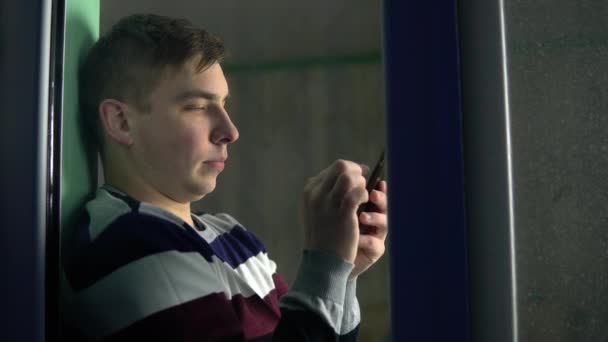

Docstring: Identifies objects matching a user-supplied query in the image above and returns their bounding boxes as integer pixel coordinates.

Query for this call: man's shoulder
[63,187,206,292]
[71,187,191,248]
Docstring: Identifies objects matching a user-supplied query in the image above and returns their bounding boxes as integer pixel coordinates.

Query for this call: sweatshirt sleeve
[274,249,360,341]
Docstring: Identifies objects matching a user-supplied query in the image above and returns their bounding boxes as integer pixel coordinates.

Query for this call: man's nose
[211,108,239,145]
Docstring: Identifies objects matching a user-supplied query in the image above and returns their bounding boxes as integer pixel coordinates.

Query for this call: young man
[62,14,388,341]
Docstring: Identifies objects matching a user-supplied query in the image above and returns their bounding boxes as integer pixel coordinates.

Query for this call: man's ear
[98,99,134,146]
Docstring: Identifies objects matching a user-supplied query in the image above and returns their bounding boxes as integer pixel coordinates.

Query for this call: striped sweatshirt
[62,185,360,341]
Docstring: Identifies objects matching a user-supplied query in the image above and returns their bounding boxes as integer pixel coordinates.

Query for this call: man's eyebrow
[175,90,230,102]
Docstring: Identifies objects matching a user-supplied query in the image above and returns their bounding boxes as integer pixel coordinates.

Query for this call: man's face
[128,59,239,203]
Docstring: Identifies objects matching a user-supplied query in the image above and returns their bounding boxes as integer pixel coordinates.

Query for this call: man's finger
[360,163,370,176]
[369,189,387,213]
[359,212,388,239]
[378,180,387,193]
[305,161,344,201]
[340,186,369,213]
[319,160,366,193]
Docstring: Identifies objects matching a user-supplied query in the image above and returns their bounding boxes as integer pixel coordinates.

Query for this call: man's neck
[104,171,195,227]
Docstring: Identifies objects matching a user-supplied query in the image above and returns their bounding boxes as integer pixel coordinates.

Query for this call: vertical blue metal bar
[383,1,469,341]
[0,1,52,341]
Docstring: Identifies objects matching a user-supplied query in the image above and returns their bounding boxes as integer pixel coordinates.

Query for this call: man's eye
[185,105,207,111]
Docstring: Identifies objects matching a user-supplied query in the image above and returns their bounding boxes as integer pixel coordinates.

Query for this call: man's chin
[185,180,216,201]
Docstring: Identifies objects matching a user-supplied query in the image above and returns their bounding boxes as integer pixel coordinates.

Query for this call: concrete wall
[101,1,389,340]
[505,2,608,340]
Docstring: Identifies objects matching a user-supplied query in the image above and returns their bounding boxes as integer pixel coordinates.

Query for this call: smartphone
[357,150,385,215]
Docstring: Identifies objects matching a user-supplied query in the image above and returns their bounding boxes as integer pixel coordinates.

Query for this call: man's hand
[300,159,370,263]
[351,180,388,278]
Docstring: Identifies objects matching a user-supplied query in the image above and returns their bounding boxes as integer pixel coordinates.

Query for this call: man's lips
[204,159,226,171]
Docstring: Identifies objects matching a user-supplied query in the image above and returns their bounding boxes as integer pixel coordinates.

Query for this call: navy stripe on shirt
[65,210,269,292]
[208,225,266,268]
[65,211,214,291]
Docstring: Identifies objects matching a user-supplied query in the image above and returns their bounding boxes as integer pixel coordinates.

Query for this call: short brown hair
[79,14,226,151]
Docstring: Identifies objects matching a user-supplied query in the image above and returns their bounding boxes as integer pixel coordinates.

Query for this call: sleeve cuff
[278,249,354,333]
[289,249,354,305]
[341,277,361,334]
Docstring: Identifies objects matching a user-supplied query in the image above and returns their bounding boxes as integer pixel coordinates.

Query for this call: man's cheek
[175,130,206,162]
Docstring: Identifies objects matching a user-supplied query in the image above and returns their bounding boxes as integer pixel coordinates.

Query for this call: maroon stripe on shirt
[228,273,290,339]
[105,274,290,341]
[231,291,280,340]
[105,292,244,342]
[260,273,289,318]
[272,273,289,298]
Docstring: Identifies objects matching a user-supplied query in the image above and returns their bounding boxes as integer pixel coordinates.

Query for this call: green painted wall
[60,0,99,243]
